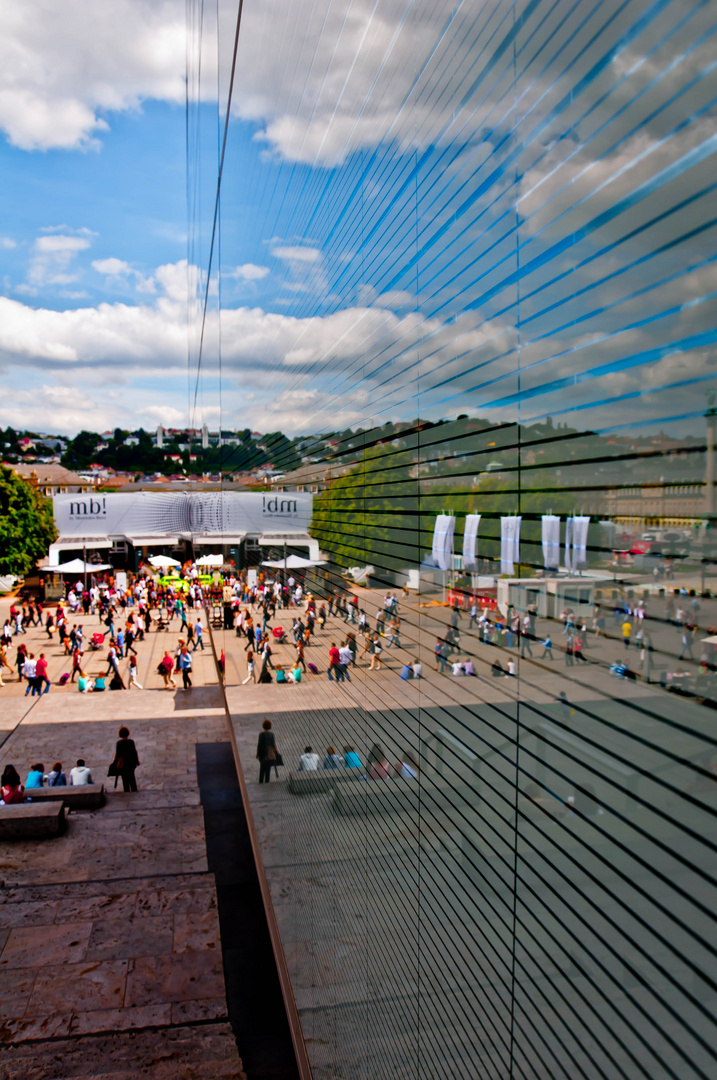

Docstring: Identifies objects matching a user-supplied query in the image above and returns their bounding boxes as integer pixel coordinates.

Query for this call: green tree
[0,467,58,575]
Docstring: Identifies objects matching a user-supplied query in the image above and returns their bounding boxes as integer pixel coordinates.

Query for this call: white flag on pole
[564,516,574,571]
[572,516,590,570]
[541,515,561,570]
[432,515,455,572]
[462,514,480,572]
[501,516,521,575]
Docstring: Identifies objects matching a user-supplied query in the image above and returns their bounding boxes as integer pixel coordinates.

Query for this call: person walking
[540,635,553,660]
[192,618,205,651]
[70,648,84,683]
[128,654,143,689]
[621,619,632,650]
[242,648,256,684]
[35,653,51,694]
[112,726,140,792]
[159,650,177,689]
[680,626,695,661]
[256,719,277,783]
[564,633,574,666]
[574,634,587,662]
[328,643,344,682]
[23,653,38,696]
[367,634,383,670]
[178,646,193,689]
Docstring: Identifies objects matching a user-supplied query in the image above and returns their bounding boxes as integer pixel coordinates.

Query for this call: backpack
[58,672,70,685]
[307,662,319,674]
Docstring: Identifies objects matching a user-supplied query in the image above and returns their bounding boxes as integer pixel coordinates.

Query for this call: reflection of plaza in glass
[184,0,717,1076]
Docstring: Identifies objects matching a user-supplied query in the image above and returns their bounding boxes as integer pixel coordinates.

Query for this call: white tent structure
[196,553,224,567]
[149,555,181,569]
[42,559,112,574]
[261,554,325,569]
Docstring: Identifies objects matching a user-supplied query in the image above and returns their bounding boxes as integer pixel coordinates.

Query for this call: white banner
[500,516,521,575]
[432,514,455,572]
[564,516,574,572]
[53,491,313,539]
[572,516,590,570]
[541,515,561,570]
[462,514,480,572]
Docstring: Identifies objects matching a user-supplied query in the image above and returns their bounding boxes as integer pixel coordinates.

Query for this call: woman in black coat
[114,726,140,792]
[256,719,276,783]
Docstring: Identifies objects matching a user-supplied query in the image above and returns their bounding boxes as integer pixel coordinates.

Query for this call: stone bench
[0,802,65,839]
[333,778,421,816]
[26,784,106,810]
[288,771,353,794]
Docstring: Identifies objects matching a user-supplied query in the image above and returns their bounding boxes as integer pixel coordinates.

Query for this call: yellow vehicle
[157,574,189,592]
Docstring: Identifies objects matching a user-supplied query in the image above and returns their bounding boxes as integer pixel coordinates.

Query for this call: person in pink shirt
[1,765,24,804]
[35,653,51,694]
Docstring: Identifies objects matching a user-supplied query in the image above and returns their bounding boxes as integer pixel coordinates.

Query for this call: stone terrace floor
[0,598,244,1080]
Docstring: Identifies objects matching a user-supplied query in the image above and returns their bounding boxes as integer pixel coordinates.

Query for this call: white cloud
[271,245,328,297]
[0,0,188,150]
[271,246,320,263]
[138,404,186,426]
[92,257,131,276]
[26,232,93,288]
[226,263,270,281]
[0,0,511,162]
[0,237,16,249]
[92,256,157,293]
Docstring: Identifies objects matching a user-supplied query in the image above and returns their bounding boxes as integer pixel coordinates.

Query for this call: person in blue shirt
[343,746,362,768]
[25,763,45,788]
[540,635,553,659]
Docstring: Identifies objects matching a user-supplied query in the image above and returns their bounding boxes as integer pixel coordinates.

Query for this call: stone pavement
[0,622,244,1080]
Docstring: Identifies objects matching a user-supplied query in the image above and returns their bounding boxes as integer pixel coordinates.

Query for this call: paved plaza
[1,578,714,1078]
[0,600,244,1079]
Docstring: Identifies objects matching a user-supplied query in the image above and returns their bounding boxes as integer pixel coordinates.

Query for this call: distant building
[9,463,95,498]
[270,461,344,495]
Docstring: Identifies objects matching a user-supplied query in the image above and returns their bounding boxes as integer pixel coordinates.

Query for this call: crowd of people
[255,717,420,784]
[1,726,141,804]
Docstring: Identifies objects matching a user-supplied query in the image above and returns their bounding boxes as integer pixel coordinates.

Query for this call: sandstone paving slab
[0,922,93,968]
[172,909,221,954]
[85,915,174,962]
[0,659,243,1078]
[0,1022,245,1079]
[124,951,225,1008]
[27,959,129,1016]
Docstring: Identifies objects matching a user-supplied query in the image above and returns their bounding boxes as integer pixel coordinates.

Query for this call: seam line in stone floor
[0,869,212,890]
[2,1016,231,1049]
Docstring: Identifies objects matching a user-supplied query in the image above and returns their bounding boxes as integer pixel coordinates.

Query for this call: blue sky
[0,0,713,441]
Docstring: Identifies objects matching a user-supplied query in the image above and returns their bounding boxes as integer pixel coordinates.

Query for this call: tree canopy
[0,467,58,575]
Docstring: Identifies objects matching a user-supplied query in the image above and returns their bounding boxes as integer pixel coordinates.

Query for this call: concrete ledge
[26,783,106,810]
[333,779,420,816]
[0,802,65,839]
[288,771,352,795]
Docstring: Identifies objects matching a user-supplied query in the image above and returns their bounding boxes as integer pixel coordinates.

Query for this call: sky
[0,0,714,441]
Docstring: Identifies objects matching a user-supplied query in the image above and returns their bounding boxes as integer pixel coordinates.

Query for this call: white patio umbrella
[43,559,112,574]
[261,554,325,569]
[149,555,181,569]
[196,553,224,566]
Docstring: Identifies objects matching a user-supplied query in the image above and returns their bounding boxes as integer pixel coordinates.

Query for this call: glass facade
[190,1,717,1076]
